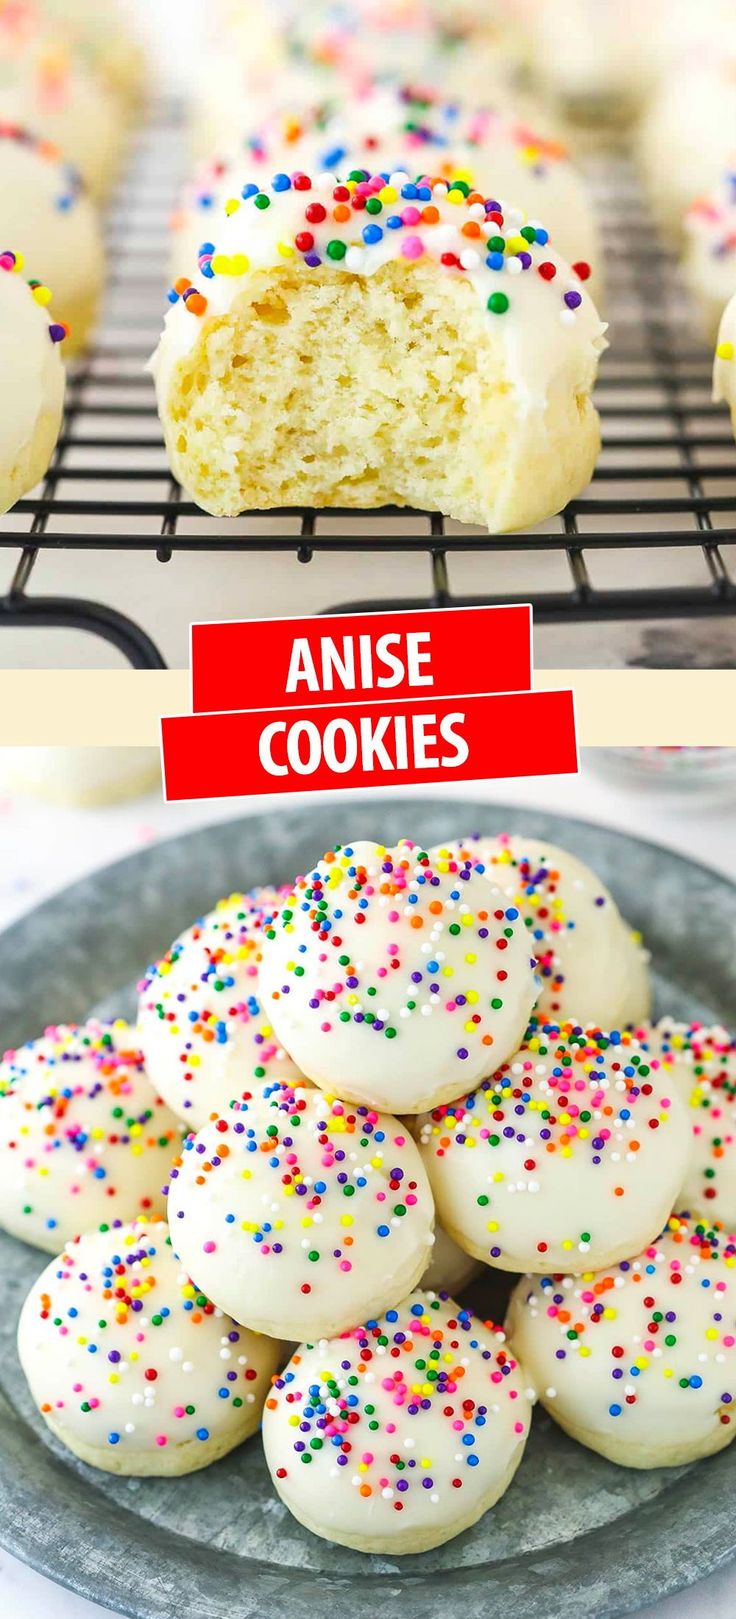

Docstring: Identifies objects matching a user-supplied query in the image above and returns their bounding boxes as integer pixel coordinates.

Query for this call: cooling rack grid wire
[1,106,735,668]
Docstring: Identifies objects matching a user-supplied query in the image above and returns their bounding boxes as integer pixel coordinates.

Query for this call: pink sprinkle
[204,1241,216,1253]
[174,1406,185,1418]
[401,235,424,260]
[155,1435,168,1447]
[401,207,421,226]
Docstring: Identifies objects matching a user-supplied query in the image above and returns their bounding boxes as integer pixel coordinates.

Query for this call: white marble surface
[0,752,735,1617]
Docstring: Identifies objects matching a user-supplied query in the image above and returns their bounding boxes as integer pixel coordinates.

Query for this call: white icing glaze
[174,83,600,293]
[654,1021,736,1229]
[138,888,304,1129]
[0,1021,182,1252]
[0,258,64,505]
[153,170,606,430]
[257,840,540,1114]
[0,127,103,343]
[263,1289,532,1551]
[432,833,651,1028]
[417,1021,692,1274]
[507,1215,736,1464]
[18,1218,281,1471]
[167,1080,435,1341]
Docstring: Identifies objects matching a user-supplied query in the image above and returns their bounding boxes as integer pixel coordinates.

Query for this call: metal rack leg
[0,592,168,670]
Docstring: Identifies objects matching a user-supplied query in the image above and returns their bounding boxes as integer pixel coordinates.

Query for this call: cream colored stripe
[0,671,733,747]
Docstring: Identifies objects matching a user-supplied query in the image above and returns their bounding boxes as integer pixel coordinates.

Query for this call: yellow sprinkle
[717,341,735,361]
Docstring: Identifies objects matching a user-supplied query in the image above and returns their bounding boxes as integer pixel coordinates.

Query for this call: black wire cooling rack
[1,109,735,669]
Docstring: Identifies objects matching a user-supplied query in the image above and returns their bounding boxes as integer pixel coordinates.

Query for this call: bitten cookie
[0,1020,182,1251]
[18,1218,281,1475]
[507,1214,736,1468]
[258,840,539,1114]
[432,833,651,1028]
[0,125,104,353]
[263,1290,532,1552]
[167,1080,434,1341]
[655,1021,736,1227]
[173,83,602,302]
[153,167,606,531]
[0,248,66,515]
[138,888,304,1130]
[417,1021,691,1274]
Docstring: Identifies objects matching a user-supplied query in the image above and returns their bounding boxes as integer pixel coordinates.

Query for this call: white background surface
[0,751,735,1616]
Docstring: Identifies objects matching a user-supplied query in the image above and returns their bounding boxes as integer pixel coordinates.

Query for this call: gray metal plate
[0,797,734,1619]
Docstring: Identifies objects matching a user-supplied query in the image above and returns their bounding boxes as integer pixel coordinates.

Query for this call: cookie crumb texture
[154,166,606,529]
[158,259,601,530]
[263,1290,532,1552]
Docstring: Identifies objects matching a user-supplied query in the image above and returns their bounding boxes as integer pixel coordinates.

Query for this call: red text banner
[191,605,532,714]
[161,690,577,802]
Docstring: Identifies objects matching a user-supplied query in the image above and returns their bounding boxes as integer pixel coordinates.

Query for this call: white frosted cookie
[0,250,66,514]
[263,1289,532,1552]
[153,171,606,531]
[257,841,539,1114]
[167,1080,434,1341]
[138,888,303,1130]
[0,125,104,353]
[507,1214,736,1468]
[0,1020,182,1252]
[654,1021,736,1228]
[685,177,736,346]
[18,1218,281,1475]
[417,1021,691,1275]
[173,83,601,301]
[639,49,736,242]
[422,1223,482,1294]
[39,0,148,109]
[432,834,651,1029]
[0,14,122,201]
[527,0,656,128]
